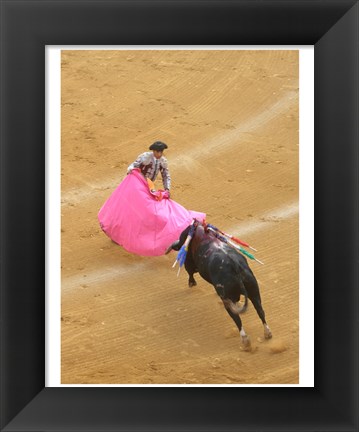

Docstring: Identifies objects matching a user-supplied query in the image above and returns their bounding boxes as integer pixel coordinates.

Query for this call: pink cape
[98,170,206,256]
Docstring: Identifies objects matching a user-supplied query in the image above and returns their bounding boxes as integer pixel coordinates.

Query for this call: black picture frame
[1,1,358,431]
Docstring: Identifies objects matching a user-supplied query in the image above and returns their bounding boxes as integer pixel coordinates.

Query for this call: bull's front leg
[188,274,197,287]
[184,261,197,287]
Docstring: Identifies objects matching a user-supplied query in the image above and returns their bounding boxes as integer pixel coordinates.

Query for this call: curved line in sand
[62,201,298,292]
[61,91,298,205]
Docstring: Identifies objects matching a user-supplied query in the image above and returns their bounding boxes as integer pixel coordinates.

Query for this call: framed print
[1,1,358,431]
[50,46,309,387]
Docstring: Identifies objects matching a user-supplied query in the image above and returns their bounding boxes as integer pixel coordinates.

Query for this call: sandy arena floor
[61,49,299,384]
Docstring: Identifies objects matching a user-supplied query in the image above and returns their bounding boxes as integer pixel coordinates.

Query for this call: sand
[61,49,299,384]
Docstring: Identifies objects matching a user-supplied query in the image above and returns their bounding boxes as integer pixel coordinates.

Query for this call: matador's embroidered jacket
[127,152,171,190]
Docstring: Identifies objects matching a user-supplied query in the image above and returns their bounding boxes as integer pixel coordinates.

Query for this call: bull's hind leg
[245,275,272,340]
[221,298,251,348]
[250,294,272,340]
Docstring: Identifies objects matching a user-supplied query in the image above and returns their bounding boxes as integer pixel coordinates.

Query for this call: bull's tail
[229,273,249,314]
[226,294,248,315]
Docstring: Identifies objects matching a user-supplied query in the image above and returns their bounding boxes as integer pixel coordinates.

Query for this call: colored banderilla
[172,220,196,276]
[206,224,264,265]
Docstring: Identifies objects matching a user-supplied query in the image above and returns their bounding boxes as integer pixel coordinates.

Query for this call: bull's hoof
[241,335,251,350]
[264,324,272,340]
[189,280,197,288]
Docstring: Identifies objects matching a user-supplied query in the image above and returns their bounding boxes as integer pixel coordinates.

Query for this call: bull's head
[165,220,200,255]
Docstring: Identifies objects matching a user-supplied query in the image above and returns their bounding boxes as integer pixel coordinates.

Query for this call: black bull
[166,223,272,347]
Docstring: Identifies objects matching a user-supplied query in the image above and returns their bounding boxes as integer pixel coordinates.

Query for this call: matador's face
[153,150,164,159]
